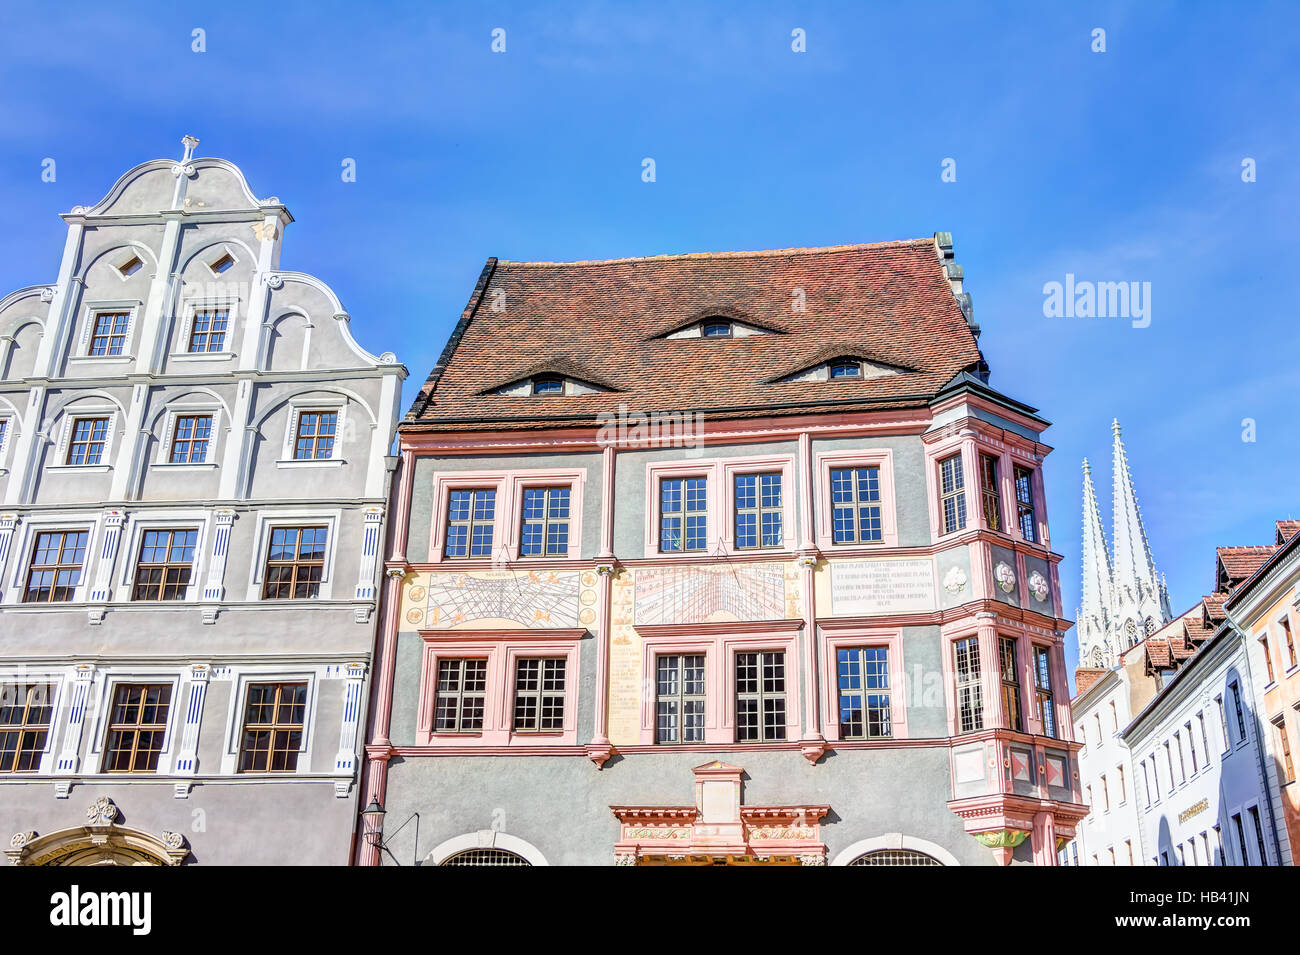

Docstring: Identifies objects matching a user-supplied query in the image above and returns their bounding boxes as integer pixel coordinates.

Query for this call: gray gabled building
[0,137,404,865]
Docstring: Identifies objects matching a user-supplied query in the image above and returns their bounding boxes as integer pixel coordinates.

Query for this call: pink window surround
[634,619,804,745]
[923,426,1048,548]
[426,466,587,563]
[817,623,908,741]
[642,454,797,558]
[923,431,974,543]
[415,628,584,746]
[812,448,898,550]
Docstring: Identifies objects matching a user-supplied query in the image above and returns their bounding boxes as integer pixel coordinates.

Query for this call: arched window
[701,320,732,338]
[440,848,531,866]
[531,376,564,395]
[829,360,862,379]
[849,849,943,866]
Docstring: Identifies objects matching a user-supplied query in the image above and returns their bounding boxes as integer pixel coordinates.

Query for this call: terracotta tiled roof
[1277,521,1300,544]
[405,239,988,429]
[1184,618,1217,646]
[1217,546,1277,585]
[1201,592,1227,623]
[1145,639,1171,668]
[1074,668,1108,696]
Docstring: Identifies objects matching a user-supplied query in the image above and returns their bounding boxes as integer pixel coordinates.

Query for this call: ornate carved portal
[611,761,829,866]
[7,797,189,867]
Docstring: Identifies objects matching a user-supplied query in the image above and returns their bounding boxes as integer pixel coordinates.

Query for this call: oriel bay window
[938,453,967,535]
[0,683,53,773]
[1014,465,1038,542]
[656,654,706,744]
[735,651,786,742]
[23,530,89,603]
[1033,645,1056,738]
[953,636,983,733]
[238,682,307,772]
[102,683,172,773]
[1000,637,1023,732]
[660,476,707,553]
[979,454,1003,531]
[519,487,569,557]
[837,646,892,739]
[132,528,198,600]
[445,489,496,559]
[734,472,782,549]
[830,467,882,544]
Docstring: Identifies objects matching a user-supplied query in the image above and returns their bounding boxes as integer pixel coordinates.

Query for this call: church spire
[1078,457,1114,667]
[1110,419,1159,603]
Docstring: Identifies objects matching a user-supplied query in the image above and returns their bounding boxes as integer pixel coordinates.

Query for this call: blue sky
[2,2,1297,678]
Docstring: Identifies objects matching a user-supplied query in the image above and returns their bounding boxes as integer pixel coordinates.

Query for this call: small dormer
[488,371,613,397]
[774,355,911,384]
[661,314,778,339]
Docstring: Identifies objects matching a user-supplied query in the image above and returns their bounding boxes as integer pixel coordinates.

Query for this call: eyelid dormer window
[702,321,732,338]
[829,360,862,378]
[531,376,564,395]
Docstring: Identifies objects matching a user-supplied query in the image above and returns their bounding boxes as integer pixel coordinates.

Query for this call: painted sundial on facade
[422,570,582,628]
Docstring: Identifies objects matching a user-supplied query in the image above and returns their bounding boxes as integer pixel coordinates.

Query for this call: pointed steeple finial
[1078,457,1114,666]
[180,135,200,164]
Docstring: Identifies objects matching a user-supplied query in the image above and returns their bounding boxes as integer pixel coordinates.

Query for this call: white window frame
[71,299,143,363]
[6,514,102,606]
[277,399,347,468]
[245,509,341,601]
[85,669,183,776]
[0,671,64,774]
[115,511,211,603]
[0,412,13,472]
[219,668,320,775]
[153,403,222,468]
[50,406,120,472]
[205,245,241,279]
[172,294,240,361]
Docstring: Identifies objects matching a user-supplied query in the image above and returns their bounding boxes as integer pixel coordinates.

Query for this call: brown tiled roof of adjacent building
[1217,546,1277,585]
[1145,639,1171,668]
[1277,520,1300,544]
[405,239,991,429]
[1073,668,1108,696]
[1201,592,1227,624]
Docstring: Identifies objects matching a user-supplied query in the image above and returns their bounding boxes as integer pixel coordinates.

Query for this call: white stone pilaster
[173,664,210,789]
[333,662,367,796]
[54,665,96,780]
[200,509,236,622]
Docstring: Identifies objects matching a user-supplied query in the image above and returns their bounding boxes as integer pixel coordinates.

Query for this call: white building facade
[0,138,404,865]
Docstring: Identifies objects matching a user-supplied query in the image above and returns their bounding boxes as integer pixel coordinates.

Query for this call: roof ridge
[495,238,934,268]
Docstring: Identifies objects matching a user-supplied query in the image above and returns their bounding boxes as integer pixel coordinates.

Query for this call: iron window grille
[734,472,782,549]
[434,658,488,733]
[0,683,53,773]
[23,530,89,603]
[656,654,706,744]
[519,487,570,557]
[102,683,172,773]
[836,646,892,739]
[735,651,786,742]
[293,410,338,460]
[830,467,882,544]
[660,477,707,553]
[261,526,327,599]
[67,417,108,465]
[953,636,983,732]
[187,308,229,353]
[442,849,530,866]
[88,311,130,356]
[132,528,198,601]
[169,414,212,464]
[849,850,941,866]
[512,658,566,733]
[938,453,967,535]
[445,489,496,559]
[238,682,308,772]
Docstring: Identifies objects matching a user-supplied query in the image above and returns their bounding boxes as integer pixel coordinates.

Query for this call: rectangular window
[1282,617,1297,670]
[660,477,707,553]
[102,683,171,773]
[1118,764,1127,803]
[89,311,130,356]
[23,530,89,603]
[937,454,966,535]
[1249,806,1269,866]
[1014,465,1037,542]
[433,659,487,734]
[261,526,327,599]
[836,646,892,739]
[979,454,1002,531]
[444,489,495,559]
[1217,695,1230,748]
[1261,636,1276,684]
[1126,840,1133,865]
[1174,732,1186,783]
[1186,721,1198,773]
[512,658,566,733]
[1274,718,1295,783]
[0,419,7,450]
[293,411,338,460]
[238,682,307,772]
[1101,774,1110,811]
[1230,682,1247,741]
[1199,712,1211,768]
[519,486,570,557]
[1140,760,1152,807]
[830,467,881,544]
[132,528,198,600]
[66,417,108,466]
[999,637,1022,732]
[0,683,53,773]
[1164,742,1175,793]
[735,472,783,549]
[1213,825,1223,865]
[953,636,983,733]
[735,651,786,742]
[187,308,229,353]
[1033,645,1056,738]
[655,654,705,744]
[168,415,212,464]
[1232,813,1249,865]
